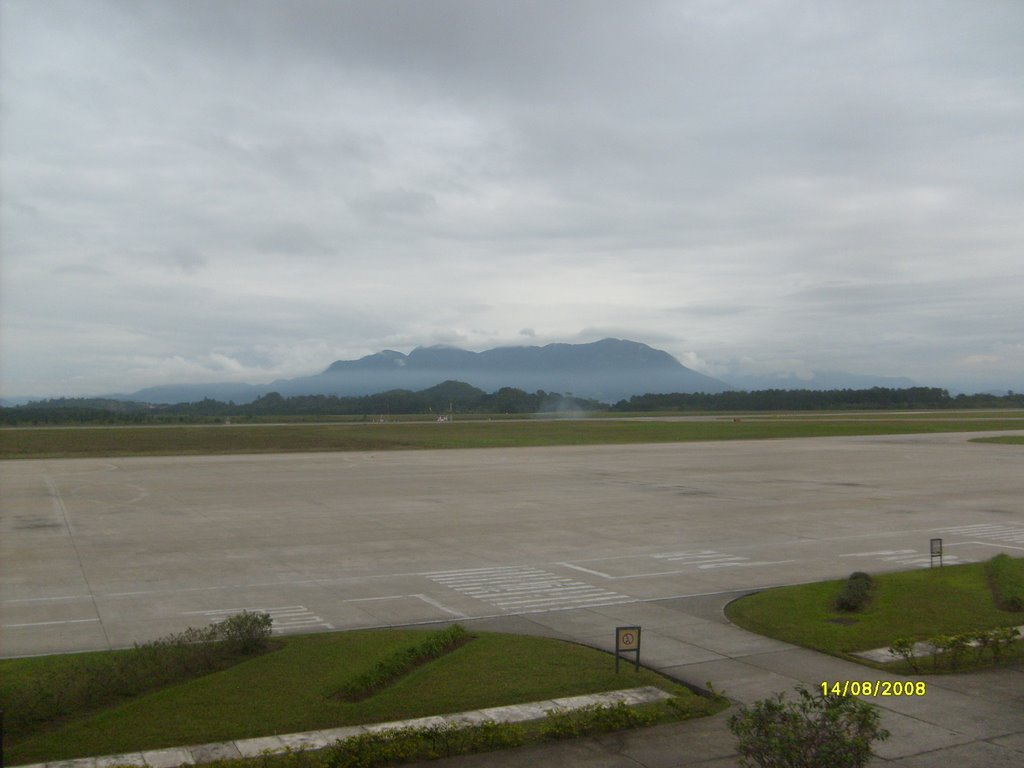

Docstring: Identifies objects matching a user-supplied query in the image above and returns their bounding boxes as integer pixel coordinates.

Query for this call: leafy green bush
[887,637,919,671]
[987,553,1024,612]
[889,626,1021,672]
[834,572,874,613]
[215,610,275,653]
[728,685,889,768]
[335,625,472,701]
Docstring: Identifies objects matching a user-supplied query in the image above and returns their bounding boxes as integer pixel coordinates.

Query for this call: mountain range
[115,338,916,405]
[121,339,729,404]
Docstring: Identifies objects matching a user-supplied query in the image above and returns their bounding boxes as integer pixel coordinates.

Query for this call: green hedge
[987,553,1024,612]
[334,625,472,701]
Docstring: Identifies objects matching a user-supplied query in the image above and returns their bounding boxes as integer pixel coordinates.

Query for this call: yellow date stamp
[821,681,926,697]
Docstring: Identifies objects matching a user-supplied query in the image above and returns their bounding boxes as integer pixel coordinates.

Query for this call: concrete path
[426,591,1024,767]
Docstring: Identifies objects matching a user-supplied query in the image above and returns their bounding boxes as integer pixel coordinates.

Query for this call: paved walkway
[420,591,1024,767]
[15,591,1024,768]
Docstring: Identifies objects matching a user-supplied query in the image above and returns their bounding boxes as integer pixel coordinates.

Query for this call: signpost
[930,538,943,568]
[615,626,641,672]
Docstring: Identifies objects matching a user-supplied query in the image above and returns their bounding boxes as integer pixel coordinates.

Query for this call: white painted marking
[559,562,615,579]
[840,550,917,558]
[698,559,797,569]
[2,618,100,628]
[182,605,333,633]
[1,595,93,604]
[935,523,1024,544]
[562,551,797,580]
[427,566,631,611]
[411,594,467,617]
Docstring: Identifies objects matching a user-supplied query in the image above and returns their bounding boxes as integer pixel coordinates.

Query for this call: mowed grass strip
[2,416,1024,458]
[725,560,1024,658]
[4,630,694,765]
[972,435,1024,445]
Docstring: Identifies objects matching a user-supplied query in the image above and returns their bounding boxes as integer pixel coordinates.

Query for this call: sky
[1,0,1022,398]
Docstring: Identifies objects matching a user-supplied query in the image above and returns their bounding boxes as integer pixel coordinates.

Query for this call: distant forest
[2,381,1022,425]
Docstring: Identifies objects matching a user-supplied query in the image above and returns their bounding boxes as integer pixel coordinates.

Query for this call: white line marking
[1,595,93,604]
[182,605,333,633]
[343,595,409,603]
[3,618,100,628]
[559,563,615,579]
[949,541,1024,552]
[840,550,916,558]
[411,594,467,617]
[698,559,796,570]
[427,566,631,611]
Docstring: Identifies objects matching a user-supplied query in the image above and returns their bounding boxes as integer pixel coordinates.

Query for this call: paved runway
[2,431,1023,658]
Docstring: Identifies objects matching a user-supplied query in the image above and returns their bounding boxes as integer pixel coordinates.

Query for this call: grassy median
[2,628,717,765]
[726,558,1024,665]
[2,414,1024,459]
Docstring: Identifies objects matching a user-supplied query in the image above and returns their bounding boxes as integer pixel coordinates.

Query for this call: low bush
[729,685,889,768]
[987,553,1024,612]
[335,624,472,701]
[889,626,1021,672]
[193,702,670,768]
[834,572,874,613]
[540,701,660,739]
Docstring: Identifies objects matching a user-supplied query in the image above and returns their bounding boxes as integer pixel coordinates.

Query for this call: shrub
[540,701,659,739]
[728,685,889,768]
[214,610,274,654]
[316,720,526,767]
[335,624,472,701]
[987,553,1024,612]
[889,627,1021,672]
[990,626,1021,662]
[834,572,874,613]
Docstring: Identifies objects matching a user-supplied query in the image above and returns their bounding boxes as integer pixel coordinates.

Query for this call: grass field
[2,413,1023,459]
[3,629,713,765]
[725,559,1024,661]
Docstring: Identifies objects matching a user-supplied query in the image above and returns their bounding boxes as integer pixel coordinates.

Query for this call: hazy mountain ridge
[122,339,729,404]
[106,338,926,405]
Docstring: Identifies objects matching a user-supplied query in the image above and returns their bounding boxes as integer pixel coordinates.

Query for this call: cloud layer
[2,0,1022,396]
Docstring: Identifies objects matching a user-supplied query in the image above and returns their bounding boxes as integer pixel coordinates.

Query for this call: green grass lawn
[2,414,1023,458]
[726,560,1024,660]
[3,630,710,765]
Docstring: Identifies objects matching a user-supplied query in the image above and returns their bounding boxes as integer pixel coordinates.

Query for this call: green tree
[728,685,889,768]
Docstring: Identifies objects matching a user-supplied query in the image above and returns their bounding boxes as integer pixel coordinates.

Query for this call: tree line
[2,383,1021,425]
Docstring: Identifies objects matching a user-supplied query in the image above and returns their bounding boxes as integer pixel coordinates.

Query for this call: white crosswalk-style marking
[841,550,969,568]
[935,523,1024,545]
[650,550,790,569]
[425,566,633,612]
[184,605,333,633]
[651,550,746,566]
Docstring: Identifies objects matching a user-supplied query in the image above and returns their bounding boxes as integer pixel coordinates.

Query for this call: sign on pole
[930,538,943,568]
[615,626,641,672]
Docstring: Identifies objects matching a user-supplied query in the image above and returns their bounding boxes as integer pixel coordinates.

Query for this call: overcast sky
[2,0,1022,398]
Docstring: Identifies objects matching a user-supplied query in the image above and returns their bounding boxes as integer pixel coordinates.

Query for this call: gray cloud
[1,0,1021,396]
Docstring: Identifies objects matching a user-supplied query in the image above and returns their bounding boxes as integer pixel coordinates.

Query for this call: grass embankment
[726,559,1024,665]
[2,629,714,765]
[2,415,1024,459]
